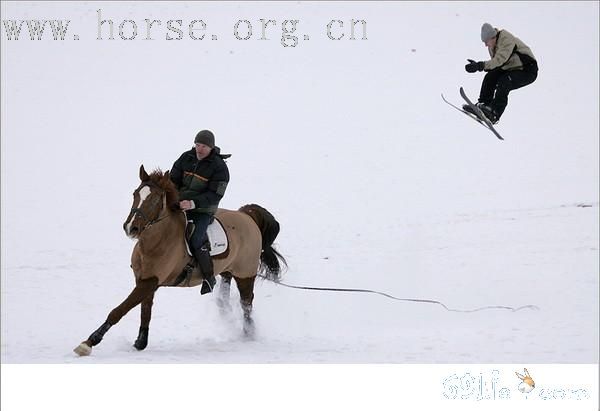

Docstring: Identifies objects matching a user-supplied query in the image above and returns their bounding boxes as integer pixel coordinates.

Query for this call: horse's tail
[239,204,287,281]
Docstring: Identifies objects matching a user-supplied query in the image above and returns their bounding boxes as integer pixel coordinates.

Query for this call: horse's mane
[147,168,179,208]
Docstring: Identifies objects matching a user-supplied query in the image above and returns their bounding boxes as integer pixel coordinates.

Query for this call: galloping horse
[74,165,286,356]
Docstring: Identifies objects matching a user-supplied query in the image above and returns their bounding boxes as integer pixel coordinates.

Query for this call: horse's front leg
[234,276,256,338]
[217,272,233,316]
[73,277,159,356]
[133,290,156,351]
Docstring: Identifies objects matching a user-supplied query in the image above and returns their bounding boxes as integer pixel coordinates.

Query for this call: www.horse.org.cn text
[1,9,369,47]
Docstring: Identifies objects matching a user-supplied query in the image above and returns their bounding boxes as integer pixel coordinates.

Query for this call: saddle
[171,218,229,287]
[184,218,228,257]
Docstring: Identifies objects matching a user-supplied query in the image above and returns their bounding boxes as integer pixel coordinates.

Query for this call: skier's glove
[465,59,485,73]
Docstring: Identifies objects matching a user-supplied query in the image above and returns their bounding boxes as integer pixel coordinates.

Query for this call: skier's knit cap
[481,23,497,42]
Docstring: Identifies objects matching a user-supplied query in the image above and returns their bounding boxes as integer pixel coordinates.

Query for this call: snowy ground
[1,1,598,366]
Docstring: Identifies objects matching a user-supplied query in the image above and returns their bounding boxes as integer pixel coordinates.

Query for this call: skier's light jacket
[484,29,537,72]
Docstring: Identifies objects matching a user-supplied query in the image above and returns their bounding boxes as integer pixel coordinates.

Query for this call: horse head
[123,165,175,239]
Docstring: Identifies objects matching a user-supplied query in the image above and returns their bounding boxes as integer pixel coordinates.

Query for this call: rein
[129,206,170,229]
[257,274,539,313]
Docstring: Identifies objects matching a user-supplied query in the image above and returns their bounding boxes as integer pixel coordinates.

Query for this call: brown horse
[74,165,286,356]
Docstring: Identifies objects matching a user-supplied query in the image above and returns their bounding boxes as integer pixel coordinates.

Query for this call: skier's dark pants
[479,62,538,118]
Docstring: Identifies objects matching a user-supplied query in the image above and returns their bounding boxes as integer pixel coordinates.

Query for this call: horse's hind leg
[217,272,233,316]
[134,290,156,350]
[73,277,159,356]
[234,275,256,337]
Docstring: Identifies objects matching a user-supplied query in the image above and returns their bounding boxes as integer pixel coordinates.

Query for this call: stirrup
[200,277,216,295]
[172,263,194,287]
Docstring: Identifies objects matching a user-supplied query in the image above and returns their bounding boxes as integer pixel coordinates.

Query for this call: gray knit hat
[194,130,215,148]
[481,23,497,42]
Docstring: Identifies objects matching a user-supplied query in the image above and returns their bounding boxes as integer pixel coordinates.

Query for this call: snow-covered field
[2,0,598,369]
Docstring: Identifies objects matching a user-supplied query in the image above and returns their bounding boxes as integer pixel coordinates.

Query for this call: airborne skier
[463,23,539,124]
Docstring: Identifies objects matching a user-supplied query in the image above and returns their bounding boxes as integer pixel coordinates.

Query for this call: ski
[459,87,504,140]
[441,93,490,130]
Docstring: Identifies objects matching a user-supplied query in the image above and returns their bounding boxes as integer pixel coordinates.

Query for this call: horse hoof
[74,342,92,356]
[217,302,232,317]
[243,321,255,340]
[134,328,149,350]
[243,329,255,340]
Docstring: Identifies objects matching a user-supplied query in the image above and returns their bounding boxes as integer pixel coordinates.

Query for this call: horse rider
[170,130,230,294]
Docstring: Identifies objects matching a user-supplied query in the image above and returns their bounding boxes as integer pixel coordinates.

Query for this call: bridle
[127,183,170,232]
